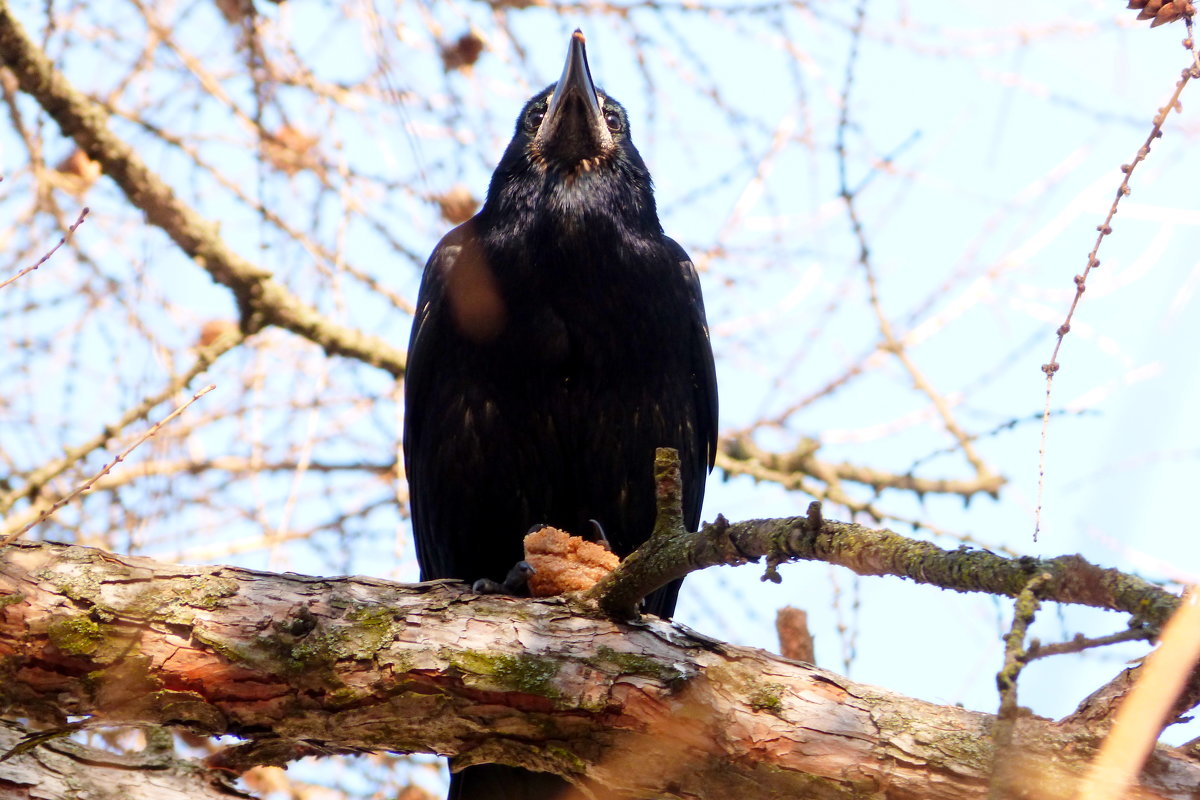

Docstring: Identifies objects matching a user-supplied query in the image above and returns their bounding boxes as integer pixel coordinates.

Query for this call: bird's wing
[404,222,471,456]
[403,220,496,579]
[665,237,719,471]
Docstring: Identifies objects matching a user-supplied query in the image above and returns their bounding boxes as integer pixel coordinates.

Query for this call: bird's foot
[472,560,536,596]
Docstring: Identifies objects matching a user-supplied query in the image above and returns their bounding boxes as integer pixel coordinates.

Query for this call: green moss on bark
[451,650,562,699]
[747,683,786,715]
[587,645,687,685]
[47,614,104,655]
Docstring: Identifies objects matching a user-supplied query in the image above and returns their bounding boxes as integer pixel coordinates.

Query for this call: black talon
[502,560,536,594]
[587,519,613,551]
[472,560,536,596]
[472,577,505,594]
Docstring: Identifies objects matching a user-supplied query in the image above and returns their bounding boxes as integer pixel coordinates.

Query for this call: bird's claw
[586,518,613,551]
[472,560,536,596]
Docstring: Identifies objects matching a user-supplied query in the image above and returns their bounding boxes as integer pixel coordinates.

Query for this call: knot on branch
[760,504,822,584]
[805,501,824,533]
[702,513,746,566]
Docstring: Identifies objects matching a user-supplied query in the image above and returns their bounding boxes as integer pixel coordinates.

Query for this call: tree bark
[0,541,1196,799]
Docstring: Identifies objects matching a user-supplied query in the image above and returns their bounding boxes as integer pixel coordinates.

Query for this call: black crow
[403,29,718,800]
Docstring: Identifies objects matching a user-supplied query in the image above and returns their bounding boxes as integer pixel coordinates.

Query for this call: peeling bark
[0,541,1197,799]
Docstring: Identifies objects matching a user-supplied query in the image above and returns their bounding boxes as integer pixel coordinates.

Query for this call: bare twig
[1026,626,1154,661]
[990,572,1051,800]
[0,206,87,290]
[0,332,243,516]
[1,384,215,545]
[1035,48,1197,540]
[834,0,999,491]
[720,434,1005,501]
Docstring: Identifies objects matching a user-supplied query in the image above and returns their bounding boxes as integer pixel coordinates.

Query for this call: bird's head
[484,30,658,229]
[527,29,620,174]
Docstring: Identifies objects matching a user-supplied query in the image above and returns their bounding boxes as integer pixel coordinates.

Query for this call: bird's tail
[448,763,577,800]
[446,582,683,800]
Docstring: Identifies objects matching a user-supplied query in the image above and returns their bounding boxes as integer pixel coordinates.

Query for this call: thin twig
[1026,626,1153,661]
[1022,628,1152,662]
[1035,46,1197,541]
[834,0,998,488]
[1,384,215,545]
[0,206,88,290]
[719,435,1005,502]
[990,572,1052,800]
[0,331,242,515]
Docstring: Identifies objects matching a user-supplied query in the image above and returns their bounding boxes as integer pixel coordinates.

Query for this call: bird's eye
[525,106,546,132]
[603,108,623,133]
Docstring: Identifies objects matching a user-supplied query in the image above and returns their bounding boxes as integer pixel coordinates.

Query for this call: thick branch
[0,3,407,377]
[1,541,1197,799]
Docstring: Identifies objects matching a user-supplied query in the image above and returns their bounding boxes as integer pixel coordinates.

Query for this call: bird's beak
[534,30,614,161]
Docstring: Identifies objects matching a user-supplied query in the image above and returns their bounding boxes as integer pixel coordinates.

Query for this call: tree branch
[0,719,248,800]
[1,540,1197,799]
[591,450,1178,630]
[589,448,695,618]
[719,435,1006,503]
[0,2,408,377]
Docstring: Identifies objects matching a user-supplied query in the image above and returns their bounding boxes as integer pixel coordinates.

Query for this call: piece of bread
[523,526,619,596]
